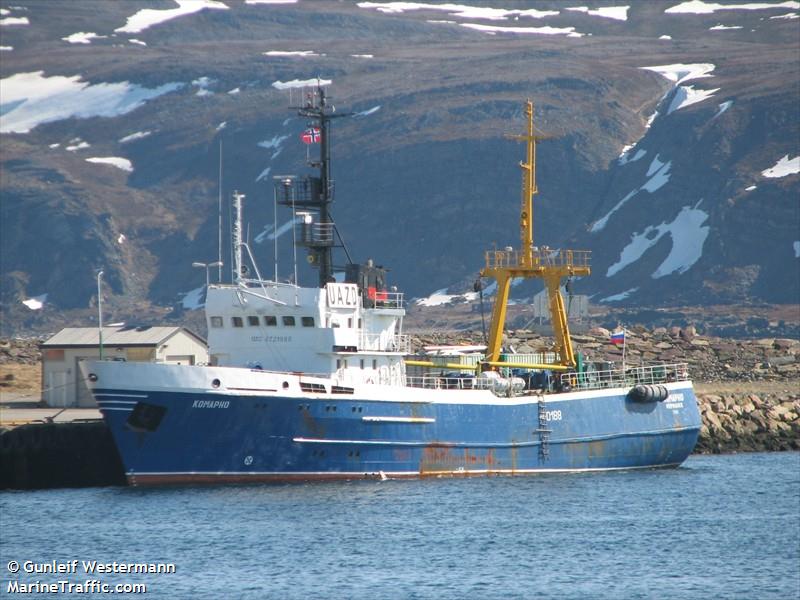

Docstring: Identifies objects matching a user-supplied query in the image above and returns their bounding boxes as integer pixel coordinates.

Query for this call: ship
[81,88,701,485]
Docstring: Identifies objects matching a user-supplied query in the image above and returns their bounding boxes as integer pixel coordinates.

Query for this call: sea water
[1,452,798,599]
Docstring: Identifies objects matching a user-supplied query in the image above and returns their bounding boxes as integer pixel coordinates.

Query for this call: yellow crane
[480,100,591,369]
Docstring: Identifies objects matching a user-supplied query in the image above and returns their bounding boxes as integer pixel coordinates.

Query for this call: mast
[276,84,352,288]
[480,100,591,368]
[232,190,244,283]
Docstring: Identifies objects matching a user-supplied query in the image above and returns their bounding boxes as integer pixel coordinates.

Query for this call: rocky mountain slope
[1,0,798,335]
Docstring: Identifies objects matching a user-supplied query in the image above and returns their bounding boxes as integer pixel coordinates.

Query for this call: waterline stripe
[128,462,683,479]
[362,416,435,423]
[293,425,698,449]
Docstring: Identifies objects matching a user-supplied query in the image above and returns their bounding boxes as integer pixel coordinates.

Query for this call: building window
[283,316,296,326]
[232,316,243,328]
[247,316,260,327]
[302,317,315,327]
[264,316,277,326]
[210,316,223,328]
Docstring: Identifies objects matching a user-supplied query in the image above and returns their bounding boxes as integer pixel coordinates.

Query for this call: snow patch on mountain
[0,71,181,134]
[665,1,800,14]
[592,155,672,232]
[460,23,585,36]
[565,5,629,20]
[599,288,638,303]
[761,154,800,178]
[591,189,638,233]
[713,100,733,118]
[119,130,152,143]
[642,63,715,84]
[607,205,710,278]
[86,156,134,172]
[66,140,90,151]
[181,286,205,310]
[256,166,271,183]
[264,50,321,57]
[258,134,289,159]
[618,148,646,165]
[0,16,28,26]
[357,2,559,20]
[62,31,106,44]
[115,0,229,34]
[272,78,332,89]
[667,85,721,113]
[22,294,47,310]
[355,105,381,117]
[642,157,672,192]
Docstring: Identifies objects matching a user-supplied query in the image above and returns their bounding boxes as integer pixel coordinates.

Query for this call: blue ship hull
[89,370,701,485]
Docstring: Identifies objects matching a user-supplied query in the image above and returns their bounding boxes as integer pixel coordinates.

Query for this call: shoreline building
[40,326,207,407]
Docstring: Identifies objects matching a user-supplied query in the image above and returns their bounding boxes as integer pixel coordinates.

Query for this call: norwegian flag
[301,127,321,144]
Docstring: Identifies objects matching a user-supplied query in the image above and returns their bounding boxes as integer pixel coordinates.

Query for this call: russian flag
[610,330,625,345]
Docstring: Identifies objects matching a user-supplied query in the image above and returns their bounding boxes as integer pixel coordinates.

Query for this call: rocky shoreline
[2,330,798,454]
[694,392,799,453]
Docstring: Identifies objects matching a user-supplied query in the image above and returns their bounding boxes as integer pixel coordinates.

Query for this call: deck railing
[359,333,410,353]
[405,374,495,390]
[561,363,689,391]
[366,291,405,310]
[484,248,591,270]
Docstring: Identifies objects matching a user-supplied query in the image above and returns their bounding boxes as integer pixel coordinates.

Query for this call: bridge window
[232,316,243,328]
[264,316,277,326]
[360,359,365,369]
[283,316,296,326]
[372,359,377,369]
[347,318,353,328]
[302,317,315,327]
[210,316,223,328]
[247,316,260,326]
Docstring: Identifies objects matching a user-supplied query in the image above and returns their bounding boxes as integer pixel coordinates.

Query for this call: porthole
[211,378,221,389]
[88,373,98,382]
[282,381,289,389]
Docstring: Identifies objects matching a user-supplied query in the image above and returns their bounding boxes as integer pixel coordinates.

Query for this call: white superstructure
[205,280,408,386]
